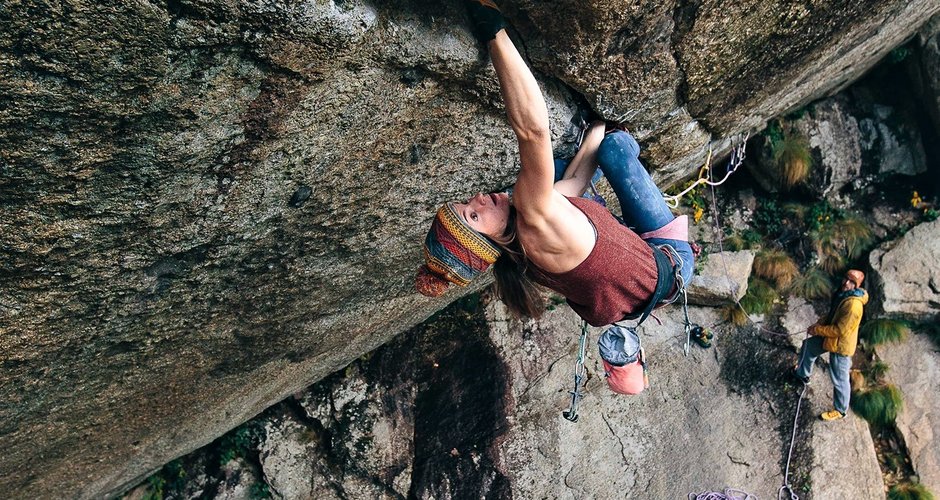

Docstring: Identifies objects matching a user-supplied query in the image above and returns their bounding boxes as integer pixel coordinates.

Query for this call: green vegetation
[740,277,778,315]
[140,459,186,500]
[753,249,799,290]
[775,133,813,189]
[806,203,873,275]
[860,319,910,346]
[888,483,935,500]
[723,229,762,251]
[867,361,890,383]
[753,199,785,238]
[852,384,903,427]
[217,422,264,466]
[790,267,831,300]
[721,304,749,326]
[250,482,272,499]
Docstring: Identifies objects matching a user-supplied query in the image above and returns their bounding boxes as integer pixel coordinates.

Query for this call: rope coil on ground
[689,489,758,500]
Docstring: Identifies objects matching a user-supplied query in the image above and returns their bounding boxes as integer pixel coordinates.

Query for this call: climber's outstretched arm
[487,30,555,216]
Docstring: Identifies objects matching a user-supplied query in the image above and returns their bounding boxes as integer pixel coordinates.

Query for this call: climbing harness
[562,320,590,422]
[663,136,749,209]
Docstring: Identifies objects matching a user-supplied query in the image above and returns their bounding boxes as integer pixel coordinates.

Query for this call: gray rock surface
[782,297,818,351]
[686,251,755,306]
[805,374,885,500]
[4,0,940,496]
[748,91,927,198]
[868,219,940,316]
[488,304,787,498]
[918,15,940,149]
[877,331,940,494]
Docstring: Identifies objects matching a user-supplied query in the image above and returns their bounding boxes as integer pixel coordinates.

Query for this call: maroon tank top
[529,197,658,326]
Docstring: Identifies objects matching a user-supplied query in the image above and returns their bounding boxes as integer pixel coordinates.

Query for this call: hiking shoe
[820,410,846,421]
[465,0,506,42]
[792,370,810,385]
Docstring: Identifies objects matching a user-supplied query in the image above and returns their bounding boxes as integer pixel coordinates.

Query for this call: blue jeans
[556,131,694,284]
[796,336,852,414]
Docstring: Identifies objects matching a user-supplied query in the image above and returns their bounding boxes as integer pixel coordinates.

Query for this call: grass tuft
[860,319,910,346]
[867,361,890,383]
[790,267,832,300]
[721,304,749,326]
[774,132,813,189]
[887,483,935,500]
[753,249,799,290]
[851,384,903,427]
[850,369,866,391]
[740,277,779,315]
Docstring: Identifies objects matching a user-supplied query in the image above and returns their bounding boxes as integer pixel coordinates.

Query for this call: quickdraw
[663,136,749,209]
[562,320,590,422]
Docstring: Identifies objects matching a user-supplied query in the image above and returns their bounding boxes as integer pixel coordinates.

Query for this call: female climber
[416,1,695,333]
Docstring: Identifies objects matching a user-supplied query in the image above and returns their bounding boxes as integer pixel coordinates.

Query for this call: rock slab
[868,219,940,316]
[877,331,940,494]
[686,251,755,306]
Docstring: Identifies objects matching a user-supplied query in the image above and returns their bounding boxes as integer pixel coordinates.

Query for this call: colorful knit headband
[416,203,502,297]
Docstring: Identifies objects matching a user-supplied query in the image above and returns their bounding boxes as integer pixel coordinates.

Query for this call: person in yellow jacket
[794,269,869,421]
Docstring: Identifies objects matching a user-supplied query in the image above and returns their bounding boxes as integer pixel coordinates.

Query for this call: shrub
[721,304,749,326]
[852,384,903,427]
[867,361,890,383]
[740,277,778,315]
[887,483,935,500]
[790,267,831,300]
[806,204,873,274]
[724,233,747,251]
[753,249,799,290]
[860,319,910,346]
[839,214,875,260]
[753,199,785,237]
[775,133,813,189]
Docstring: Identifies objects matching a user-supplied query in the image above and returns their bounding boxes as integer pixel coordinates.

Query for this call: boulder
[868,219,940,316]
[686,251,755,306]
[876,331,940,494]
[782,297,819,351]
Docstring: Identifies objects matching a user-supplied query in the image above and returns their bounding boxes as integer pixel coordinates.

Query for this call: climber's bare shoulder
[516,191,596,274]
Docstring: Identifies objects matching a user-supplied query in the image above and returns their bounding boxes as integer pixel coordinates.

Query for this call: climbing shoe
[792,369,810,386]
[690,326,712,348]
[465,0,506,43]
[820,410,846,421]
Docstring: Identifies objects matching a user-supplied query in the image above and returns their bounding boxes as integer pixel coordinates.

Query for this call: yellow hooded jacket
[814,289,869,356]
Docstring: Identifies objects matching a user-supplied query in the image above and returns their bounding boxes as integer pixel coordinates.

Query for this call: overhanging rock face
[2,1,939,497]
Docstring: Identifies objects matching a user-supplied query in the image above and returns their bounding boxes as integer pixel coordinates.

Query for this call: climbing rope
[562,320,590,422]
[689,489,758,500]
[777,383,807,500]
[705,162,796,338]
[664,136,748,209]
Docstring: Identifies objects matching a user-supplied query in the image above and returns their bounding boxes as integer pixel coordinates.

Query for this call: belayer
[415,0,695,394]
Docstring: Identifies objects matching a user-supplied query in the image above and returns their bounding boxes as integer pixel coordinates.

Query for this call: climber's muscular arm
[487,30,555,218]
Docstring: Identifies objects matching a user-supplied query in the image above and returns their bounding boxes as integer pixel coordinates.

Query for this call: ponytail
[489,207,544,319]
